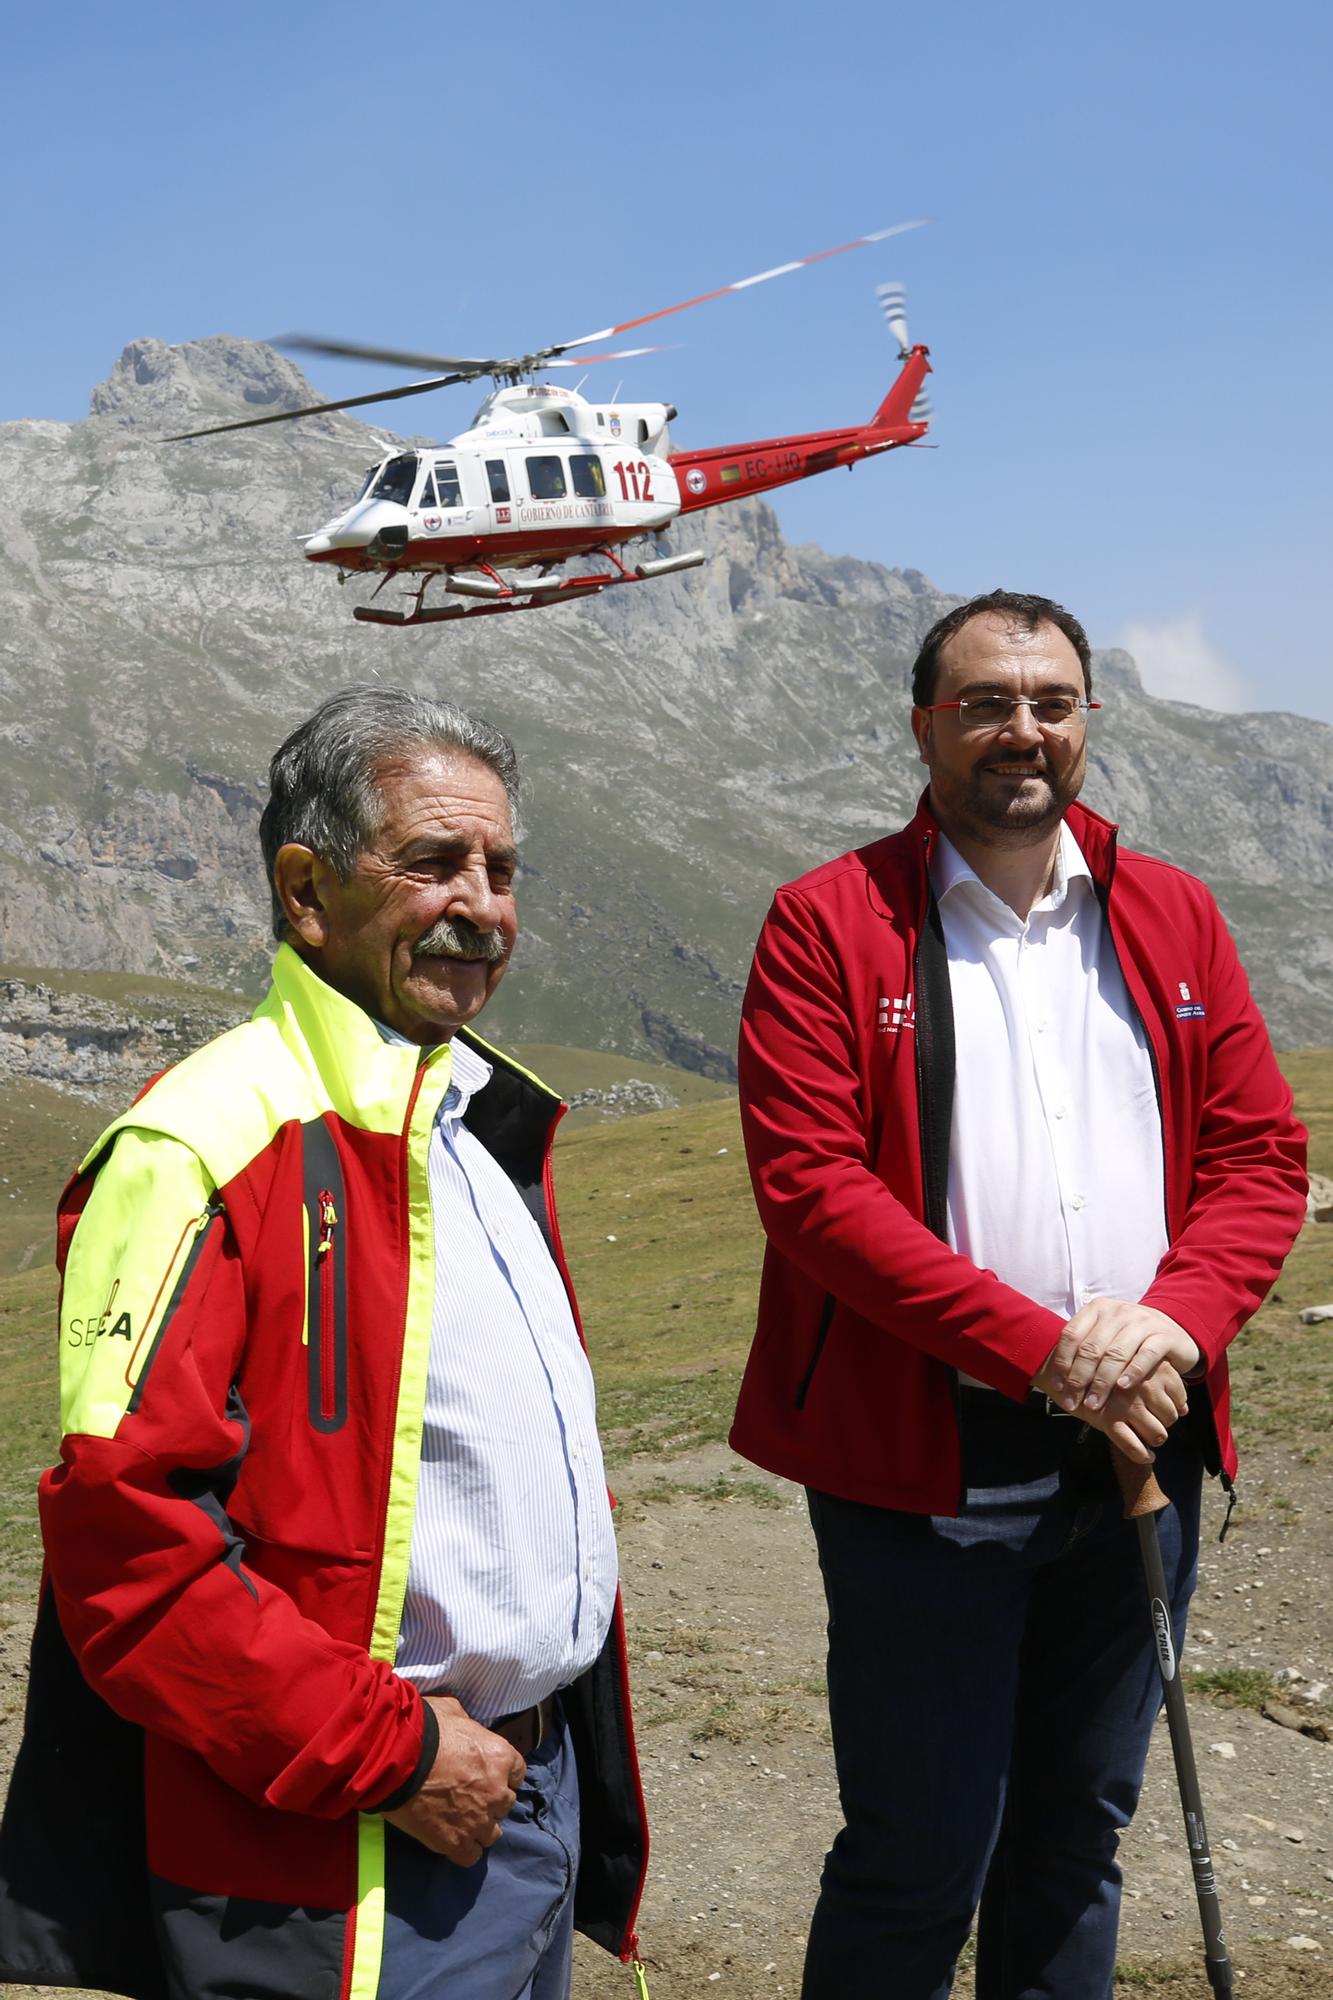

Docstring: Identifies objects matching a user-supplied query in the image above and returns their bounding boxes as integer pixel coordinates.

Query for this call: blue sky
[5,0,1330,720]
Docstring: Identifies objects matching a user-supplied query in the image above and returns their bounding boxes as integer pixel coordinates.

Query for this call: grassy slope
[0,1056,1327,2000]
[0,963,245,1011]
[0,1082,109,1276]
[507,1045,734,1126]
[1,1055,1329,1588]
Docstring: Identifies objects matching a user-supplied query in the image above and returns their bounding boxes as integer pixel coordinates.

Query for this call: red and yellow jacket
[731,796,1308,1512]
[0,945,647,2000]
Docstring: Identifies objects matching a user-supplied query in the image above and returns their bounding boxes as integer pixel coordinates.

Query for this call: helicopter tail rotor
[876,282,913,360]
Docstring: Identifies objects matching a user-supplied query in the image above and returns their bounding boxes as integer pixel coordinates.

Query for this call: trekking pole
[1114,1452,1234,1999]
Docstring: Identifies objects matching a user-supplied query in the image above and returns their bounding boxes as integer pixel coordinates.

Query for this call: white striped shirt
[391,1036,618,1722]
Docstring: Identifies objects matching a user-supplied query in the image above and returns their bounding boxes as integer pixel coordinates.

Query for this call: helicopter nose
[304,530,335,555]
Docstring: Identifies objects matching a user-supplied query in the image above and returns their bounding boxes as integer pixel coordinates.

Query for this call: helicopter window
[416,470,438,509]
[355,467,378,501]
[370,455,418,507]
[570,456,607,500]
[636,419,650,444]
[432,461,462,509]
[486,459,510,503]
[527,455,567,501]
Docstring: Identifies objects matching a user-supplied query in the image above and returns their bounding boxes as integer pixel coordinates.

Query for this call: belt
[490,1695,556,1759]
[959,1384,1078,1418]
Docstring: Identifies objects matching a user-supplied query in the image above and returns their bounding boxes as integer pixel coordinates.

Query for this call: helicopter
[168,224,933,628]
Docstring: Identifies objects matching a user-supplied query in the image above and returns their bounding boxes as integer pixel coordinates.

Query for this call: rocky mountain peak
[2,342,1330,1063]
[1090,647,1143,696]
[87,335,339,439]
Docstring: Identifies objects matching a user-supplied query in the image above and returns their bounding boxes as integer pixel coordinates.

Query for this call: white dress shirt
[930,823,1168,1381]
[391,1035,618,1722]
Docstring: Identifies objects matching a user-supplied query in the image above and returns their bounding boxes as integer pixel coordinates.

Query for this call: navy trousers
[379,1712,579,2000]
[802,1391,1202,2000]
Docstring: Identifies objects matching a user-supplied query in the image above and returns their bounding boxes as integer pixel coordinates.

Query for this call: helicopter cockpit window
[527,455,567,501]
[370,455,419,507]
[486,459,510,503]
[570,456,607,500]
[432,461,462,509]
[355,467,378,502]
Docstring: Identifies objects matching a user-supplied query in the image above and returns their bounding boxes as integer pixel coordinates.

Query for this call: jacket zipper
[1095,861,1232,1508]
[303,1122,348,1435]
[126,1197,225,1414]
[913,842,967,1502]
[317,1190,338,1424]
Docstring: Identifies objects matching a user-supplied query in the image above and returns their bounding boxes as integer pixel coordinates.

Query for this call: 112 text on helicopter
[169,222,933,628]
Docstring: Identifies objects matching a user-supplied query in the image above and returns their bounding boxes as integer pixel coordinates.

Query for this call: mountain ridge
[1,334,1329,1067]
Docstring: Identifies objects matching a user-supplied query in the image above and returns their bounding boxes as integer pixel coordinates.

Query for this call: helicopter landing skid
[352,548,705,626]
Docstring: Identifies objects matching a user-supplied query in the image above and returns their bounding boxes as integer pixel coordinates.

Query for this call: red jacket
[0,950,647,2000]
[730,796,1308,1512]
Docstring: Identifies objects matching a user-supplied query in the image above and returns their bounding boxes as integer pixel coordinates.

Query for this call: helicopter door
[485,458,514,529]
[414,458,473,538]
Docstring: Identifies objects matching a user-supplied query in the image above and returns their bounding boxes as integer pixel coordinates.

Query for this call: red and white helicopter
[170,223,933,628]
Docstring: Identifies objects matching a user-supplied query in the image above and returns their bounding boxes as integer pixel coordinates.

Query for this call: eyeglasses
[922,695,1102,731]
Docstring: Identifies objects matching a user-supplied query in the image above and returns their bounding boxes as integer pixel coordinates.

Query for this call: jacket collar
[905,787,1120,894]
[260,945,562,1141]
[259,942,454,1133]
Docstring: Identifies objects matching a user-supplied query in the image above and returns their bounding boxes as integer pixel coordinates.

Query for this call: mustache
[413,916,509,964]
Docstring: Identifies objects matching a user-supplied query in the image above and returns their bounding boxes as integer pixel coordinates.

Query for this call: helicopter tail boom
[668,347,931,517]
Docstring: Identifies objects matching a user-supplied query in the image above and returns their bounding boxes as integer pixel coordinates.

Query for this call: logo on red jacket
[877,992,915,1034]
[1175,979,1205,1021]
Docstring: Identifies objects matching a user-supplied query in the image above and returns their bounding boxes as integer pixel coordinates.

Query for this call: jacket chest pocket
[303,1122,348,1434]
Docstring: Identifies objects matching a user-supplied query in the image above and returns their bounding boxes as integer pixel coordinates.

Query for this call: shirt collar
[931,820,1092,916]
[373,1020,494,1119]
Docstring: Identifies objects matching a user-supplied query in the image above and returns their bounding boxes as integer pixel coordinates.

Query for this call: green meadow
[0,1052,1329,1596]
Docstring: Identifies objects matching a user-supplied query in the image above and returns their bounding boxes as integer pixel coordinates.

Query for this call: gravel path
[1,1439,1327,2000]
[568,1434,1333,1998]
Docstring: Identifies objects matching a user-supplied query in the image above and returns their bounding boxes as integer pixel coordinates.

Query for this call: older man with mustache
[731,590,1306,1999]
[0,687,647,2000]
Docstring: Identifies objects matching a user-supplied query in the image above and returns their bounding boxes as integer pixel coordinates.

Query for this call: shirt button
[570,1441,581,1461]
[1070,1194,1087,1211]
[1052,1105,1067,1120]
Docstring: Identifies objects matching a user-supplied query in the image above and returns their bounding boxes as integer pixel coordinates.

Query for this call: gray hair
[259,685,521,938]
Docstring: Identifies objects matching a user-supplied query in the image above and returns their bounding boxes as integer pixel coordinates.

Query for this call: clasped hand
[1032,1300,1201,1467]
[382,1694,527,1865]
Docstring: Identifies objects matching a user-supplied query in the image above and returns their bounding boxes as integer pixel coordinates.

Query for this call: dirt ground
[562,1432,1333,2000]
[0,1441,1327,2000]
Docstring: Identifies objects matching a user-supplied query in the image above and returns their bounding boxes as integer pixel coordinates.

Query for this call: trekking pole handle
[1112,1449,1170,1519]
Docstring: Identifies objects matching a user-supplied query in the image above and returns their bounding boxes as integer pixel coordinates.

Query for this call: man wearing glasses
[731,590,1306,1999]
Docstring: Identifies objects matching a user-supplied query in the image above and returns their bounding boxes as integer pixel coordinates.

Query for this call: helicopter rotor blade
[876,281,912,356]
[275,333,500,374]
[539,345,669,368]
[163,370,474,441]
[549,218,929,357]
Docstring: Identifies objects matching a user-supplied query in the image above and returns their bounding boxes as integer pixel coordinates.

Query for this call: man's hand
[382,1695,527,1865]
[1037,1360,1189,1466]
[1038,1300,1200,1416]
